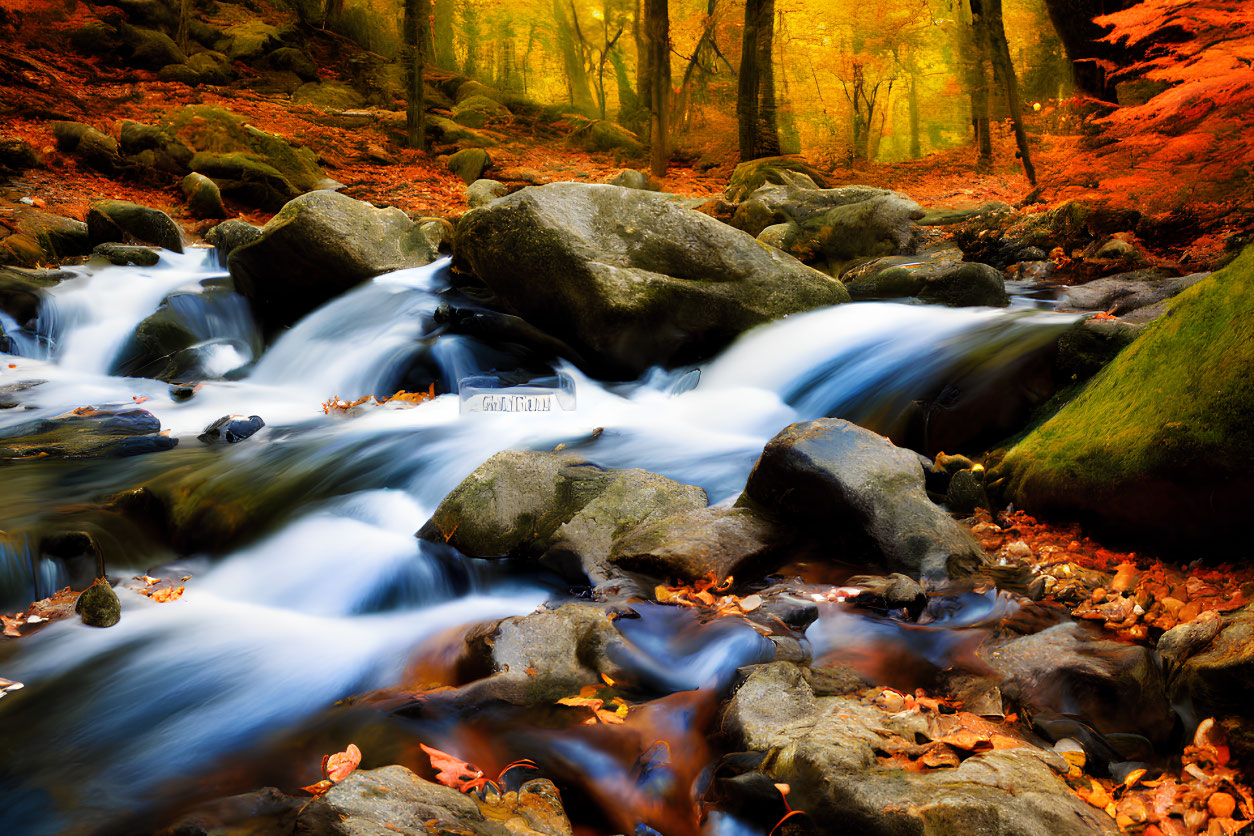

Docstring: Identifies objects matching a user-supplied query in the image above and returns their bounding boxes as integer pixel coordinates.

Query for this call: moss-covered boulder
[121,24,185,68]
[87,200,183,253]
[180,172,227,219]
[844,247,1008,307]
[220,20,282,62]
[725,155,828,202]
[228,190,437,334]
[998,246,1254,555]
[447,148,491,185]
[0,204,90,268]
[75,580,121,628]
[452,95,510,129]
[453,182,849,377]
[51,121,121,174]
[111,286,258,381]
[266,46,318,81]
[292,81,365,110]
[205,220,262,260]
[426,115,497,149]
[0,137,39,172]
[569,120,645,156]
[92,243,160,266]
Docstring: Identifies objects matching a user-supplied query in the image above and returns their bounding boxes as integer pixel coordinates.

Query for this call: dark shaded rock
[198,414,264,443]
[0,137,39,172]
[121,24,185,68]
[720,663,1115,836]
[205,219,262,260]
[1053,317,1143,384]
[118,120,194,171]
[75,581,121,628]
[51,121,121,174]
[540,468,707,584]
[454,79,501,103]
[1161,607,1254,742]
[453,182,849,378]
[981,622,1175,744]
[426,115,497,149]
[221,20,281,61]
[266,46,318,81]
[92,243,160,266]
[918,262,1009,307]
[608,503,790,584]
[742,419,985,580]
[725,156,828,202]
[447,147,492,185]
[229,190,436,334]
[1061,270,1207,316]
[729,197,779,238]
[158,787,301,836]
[189,153,299,212]
[846,572,928,617]
[181,172,227,219]
[0,407,177,458]
[87,200,183,252]
[946,468,988,514]
[467,178,508,208]
[0,206,90,268]
[0,265,65,322]
[844,247,1009,306]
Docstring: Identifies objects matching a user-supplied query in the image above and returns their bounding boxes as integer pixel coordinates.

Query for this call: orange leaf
[420,743,487,792]
[302,779,334,797]
[323,743,362,782]
[149,585,184,603]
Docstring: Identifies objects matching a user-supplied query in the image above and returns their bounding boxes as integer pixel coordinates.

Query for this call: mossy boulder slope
[1000,246,1254,554]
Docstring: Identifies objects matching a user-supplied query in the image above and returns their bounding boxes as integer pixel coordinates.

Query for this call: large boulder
[50,121,122,174]
[1060,269,1208,317]
[292,81,366,110]
[228,190,437,334]
[220,20,282,62]
[205,220,262,261]
[180,172,227,219]
[111,286,260,381]
[453,182,850,377]
[844,246,1009,307]
[719,663,1119,836]
[998,247,1254,555]
[568,120,645,156]
[120,24,185,68]
[742,419,985,580]
[0,204,90,268]
[87,200,183,252]
[452,94,511,129]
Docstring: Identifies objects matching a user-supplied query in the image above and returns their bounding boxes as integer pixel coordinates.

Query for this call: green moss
[1001,246,1254,550]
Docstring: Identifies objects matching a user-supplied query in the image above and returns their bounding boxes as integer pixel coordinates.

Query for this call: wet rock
[0,137,39,172]
[448,147,492,185]
[452,94,510,129]
[229,190,436,334]
[0,265,65,322]
[844,247,1009,306]
[981,622,1174,744]
[540,468,707,584]
[92,243,160,266]
[199,414,265,443]
[1053,317,1143,383]
[296,765,504,836]
[568,120,645,156]
[181,172,227,219]
[453,182,849,377]
[1000,248,1254,556]
[608,503,790,584]
[845,572,928,617]
[87,200,184,253]
[417,450,616,558]
[416,217,453,253]
[1162,607,1254,729]
[0,407,177,459]
[720,663,1115,836]
[159,787,301,836]
[607,169,659,191]
[266,46,318,81]
[461,603,631,704]
[1060,269,1207,316]
[205,219,262,260]
[75,581,121,628]
[725,155,827,202]
[467,178,508,208]
[946,467,988,514]
[743,419,985,580]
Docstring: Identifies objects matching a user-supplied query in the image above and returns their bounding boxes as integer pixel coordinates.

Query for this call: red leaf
[322,743,362,782]
[420,743,487,792]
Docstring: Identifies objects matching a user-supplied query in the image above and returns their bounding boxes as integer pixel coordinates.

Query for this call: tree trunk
[754,0,780,157]
[737,0,761,160]
[645,0,669,178]
[555,0,596,110]
[962,0,993,169]
[404,0,429,151]
[908,69,921,158]
[980,0,1037,184]
[634,0,650,122]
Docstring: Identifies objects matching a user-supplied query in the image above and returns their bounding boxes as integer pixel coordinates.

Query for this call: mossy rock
[0,265,66,323]
[0,204,90,267]
[726,156,828,202]
[181,172,227,219]
[568,120,644,156]
[205,219,262,259]
[426,115,497,149]
[267,46,317,82]
[0,137,39,172]
[292,81,366,110]
[221,20,282,62]
[451,95,510,129]
[121,24,185,69]
[93,243,160,266]
[999,246,1254,555]
[189,153,298,212]
[75,581,121,627]
[447,148,491,185]
[87,200,184,253]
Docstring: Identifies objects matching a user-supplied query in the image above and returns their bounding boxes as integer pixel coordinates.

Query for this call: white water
[0,249,1078,833]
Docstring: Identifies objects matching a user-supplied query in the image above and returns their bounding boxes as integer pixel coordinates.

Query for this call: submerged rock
[0,407,177,459]
[999,246,1254,555]
[844,246,1009,307]
[229,190,437,334]
[743,419,985,580]
[92,243,160,266]
[454,182,849,377]
[75,581,121,628]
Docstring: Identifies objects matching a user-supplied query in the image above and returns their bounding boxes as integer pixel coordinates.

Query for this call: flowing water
[0,248,1080,835]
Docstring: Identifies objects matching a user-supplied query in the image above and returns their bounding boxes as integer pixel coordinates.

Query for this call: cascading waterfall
[0,249,1081,835]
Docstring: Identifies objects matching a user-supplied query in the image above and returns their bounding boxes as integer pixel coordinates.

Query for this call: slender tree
[974,0,1037,184]
[644,0,670,177]
[737,0,780,160]
[403,0,430,150]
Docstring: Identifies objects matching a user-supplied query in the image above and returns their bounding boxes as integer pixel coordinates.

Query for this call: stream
[0,248,1080,835]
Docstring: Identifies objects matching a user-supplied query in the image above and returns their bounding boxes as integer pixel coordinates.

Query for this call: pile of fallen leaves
[556,680,631,726]
[322,384,437,416]
[653,573,763,619]
[1068,719,1253,835]
[970,510,1252,642]
[130,573,187,603]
